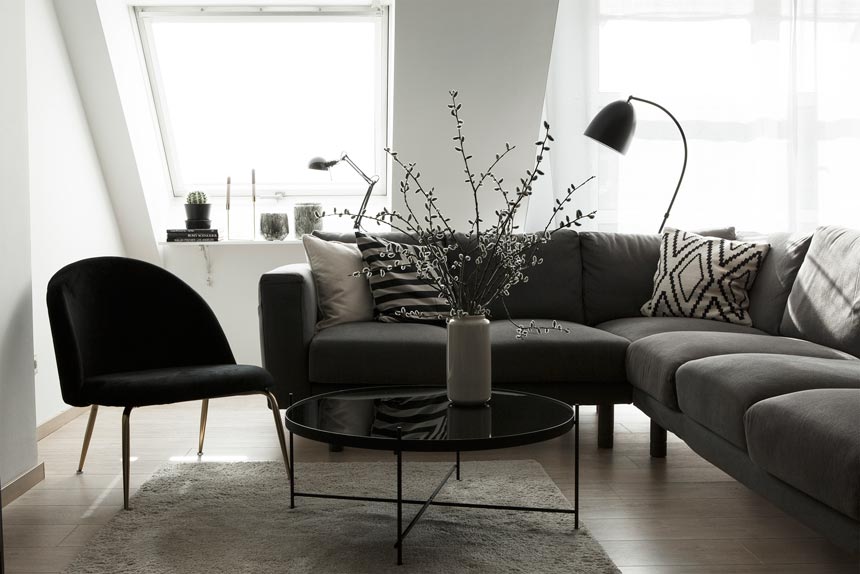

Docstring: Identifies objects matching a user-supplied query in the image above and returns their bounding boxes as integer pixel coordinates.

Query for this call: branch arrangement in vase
[325,91,596,326]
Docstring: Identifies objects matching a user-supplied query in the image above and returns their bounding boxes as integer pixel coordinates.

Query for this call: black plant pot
[184,204,212,230]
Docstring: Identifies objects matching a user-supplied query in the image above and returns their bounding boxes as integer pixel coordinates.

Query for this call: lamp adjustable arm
[337,153,380,230]
[628,96,688,234]
[339,153,376,185]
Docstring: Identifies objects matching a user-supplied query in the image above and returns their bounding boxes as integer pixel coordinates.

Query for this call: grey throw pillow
[302,234,374,331]
[780,226,860,357]
[641,230,771,326]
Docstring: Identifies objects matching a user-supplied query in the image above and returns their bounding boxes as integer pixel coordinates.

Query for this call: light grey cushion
[302,234,374,331]
[579,228,737,325]
[627,332,853,409]
[310,322,446,385]
[676,354,860,450]
[737,231,813,335]
[598,317,766,342]
[780,226,860,357]
[489,320,628,384]
[745,389,860,520]
[641,230,770,326]
[487,229,585,323]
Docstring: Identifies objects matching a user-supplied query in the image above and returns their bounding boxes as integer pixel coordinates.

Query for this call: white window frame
[134,5,390,198]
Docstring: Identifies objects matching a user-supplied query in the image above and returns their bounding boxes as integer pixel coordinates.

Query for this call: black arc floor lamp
[584,96,687,233]
[308,153,379,229]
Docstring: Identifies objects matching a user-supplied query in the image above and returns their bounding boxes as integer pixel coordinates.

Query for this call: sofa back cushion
[736,231,813,334]
[780,226,860,357]
[580,227,736,325]
[486,229,584,322]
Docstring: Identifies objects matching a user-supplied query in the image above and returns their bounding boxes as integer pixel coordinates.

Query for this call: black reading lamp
[308,153,379,229]
[584,96,687,233]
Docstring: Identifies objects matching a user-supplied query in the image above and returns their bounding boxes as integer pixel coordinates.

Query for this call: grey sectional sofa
[259,225,860,552]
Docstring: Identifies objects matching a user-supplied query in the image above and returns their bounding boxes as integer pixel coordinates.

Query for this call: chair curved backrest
[47,256,235,406]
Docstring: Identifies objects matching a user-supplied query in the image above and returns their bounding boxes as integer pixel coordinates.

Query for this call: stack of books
[166,229,219,242]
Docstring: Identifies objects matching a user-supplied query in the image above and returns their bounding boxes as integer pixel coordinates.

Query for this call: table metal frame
[286,393,579,566]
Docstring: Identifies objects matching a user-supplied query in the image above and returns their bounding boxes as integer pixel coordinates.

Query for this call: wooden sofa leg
[597,404,614,449]
[650,420,667,458]
[328,443,343,453]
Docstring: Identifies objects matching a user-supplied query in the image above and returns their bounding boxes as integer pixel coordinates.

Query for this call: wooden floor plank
[4,399,855,573]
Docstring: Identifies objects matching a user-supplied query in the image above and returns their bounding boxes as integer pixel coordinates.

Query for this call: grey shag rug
[63,460,620,573]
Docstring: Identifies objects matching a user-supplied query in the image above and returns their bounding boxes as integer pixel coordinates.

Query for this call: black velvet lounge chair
[47,256,290,510]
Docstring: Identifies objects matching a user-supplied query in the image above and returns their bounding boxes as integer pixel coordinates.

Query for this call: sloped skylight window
[136,7,388,197]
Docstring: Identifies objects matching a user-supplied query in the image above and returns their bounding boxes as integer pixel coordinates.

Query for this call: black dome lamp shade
[583,99,637,154]
[307,153,379,229]
[584,95,688,233]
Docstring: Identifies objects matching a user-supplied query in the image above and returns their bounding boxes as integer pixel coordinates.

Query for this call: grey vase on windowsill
[446,315,492,406]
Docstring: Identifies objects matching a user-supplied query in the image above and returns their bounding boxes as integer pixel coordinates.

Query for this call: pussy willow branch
[471,125,551,304]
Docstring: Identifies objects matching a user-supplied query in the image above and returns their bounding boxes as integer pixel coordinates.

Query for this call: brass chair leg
[77,405,99,473]
[264,392,292,479]
[122,406,133,510]
[197,399,209,456]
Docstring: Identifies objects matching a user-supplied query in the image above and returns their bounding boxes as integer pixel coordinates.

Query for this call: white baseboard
[1,462,45,507]
[37,406,88,441]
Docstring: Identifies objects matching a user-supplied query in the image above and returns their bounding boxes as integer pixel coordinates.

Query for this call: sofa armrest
[259,263,317,404]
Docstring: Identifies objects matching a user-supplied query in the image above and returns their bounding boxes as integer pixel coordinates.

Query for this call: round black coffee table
[284,386,579,565]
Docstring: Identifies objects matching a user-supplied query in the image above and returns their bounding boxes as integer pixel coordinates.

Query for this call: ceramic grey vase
[294,203,323,237]
[446,315,491,405]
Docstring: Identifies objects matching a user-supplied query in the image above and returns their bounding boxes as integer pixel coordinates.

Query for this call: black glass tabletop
[284,386,576,452]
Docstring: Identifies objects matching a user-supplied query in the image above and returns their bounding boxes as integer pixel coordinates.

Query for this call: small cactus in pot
[184,191,212,229]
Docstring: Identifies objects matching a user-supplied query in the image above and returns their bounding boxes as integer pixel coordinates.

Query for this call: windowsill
[159,239,303,246]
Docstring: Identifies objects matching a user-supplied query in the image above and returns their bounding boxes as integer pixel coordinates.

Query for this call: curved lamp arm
[628,96,688,234]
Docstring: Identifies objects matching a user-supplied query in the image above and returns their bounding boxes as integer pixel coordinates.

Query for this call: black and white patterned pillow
[641,230,770,326]
[355,232,450,323]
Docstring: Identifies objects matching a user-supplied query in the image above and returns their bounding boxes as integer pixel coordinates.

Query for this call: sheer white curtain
[538,0,860,234]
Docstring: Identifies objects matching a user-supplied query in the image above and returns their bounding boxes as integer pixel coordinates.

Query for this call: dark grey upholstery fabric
[676,354,860,450]
[780,226,860,357]
[736,231,812,335]
[634,388,860,553]
[579,228,737,325]
[627,332,853,409]
[309,319,628,387]
[597,316,766,342]
[487,229,585,322]
[259,264,318,402]
[309,322,446,385]
[745,389,860,520]
[579,232,662,325]
[489,320,628,384]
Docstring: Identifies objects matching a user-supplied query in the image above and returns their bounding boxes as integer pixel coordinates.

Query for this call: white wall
[0,0,40,484]
[391,0,558,229]
[27,0,126,426]
[53,0,161,264]
[163,244,306,365]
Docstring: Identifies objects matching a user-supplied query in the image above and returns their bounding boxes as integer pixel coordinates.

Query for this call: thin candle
[226,176,231,240]
[251,169,256,240]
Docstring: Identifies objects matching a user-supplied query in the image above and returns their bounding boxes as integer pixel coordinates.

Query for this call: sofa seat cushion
[309,320,629,387]
[310,322,446,385]
[627,332,854,409]
[489,320,628,384]
[745,389,860,520]
[598,317,766,342]
[676,354,860,450]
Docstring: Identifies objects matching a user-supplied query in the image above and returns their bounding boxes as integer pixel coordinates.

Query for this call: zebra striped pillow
[355,231,450,323]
